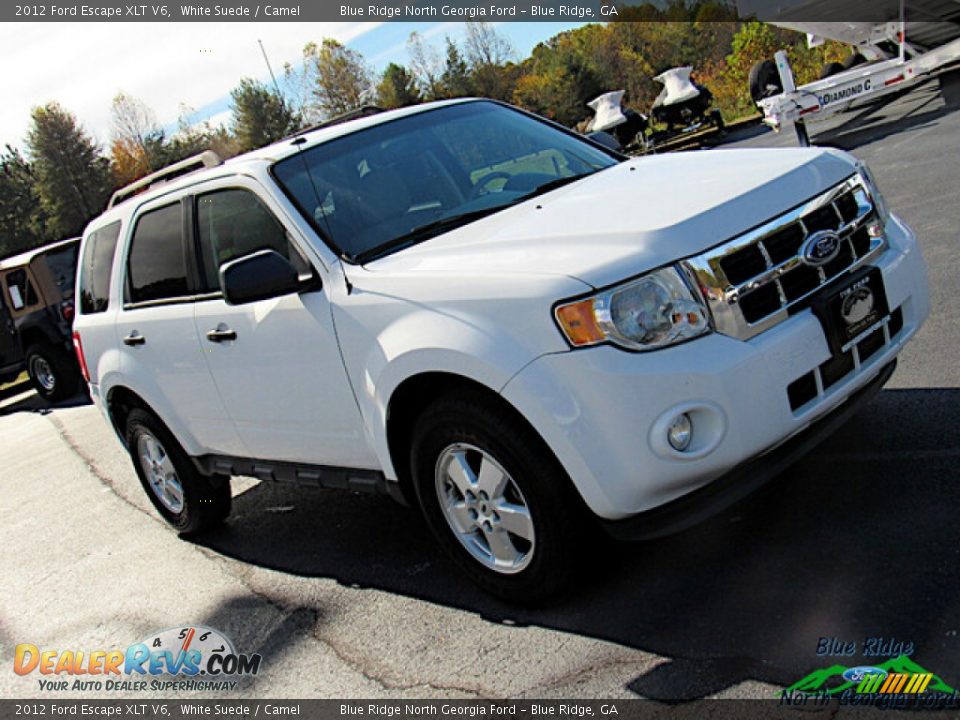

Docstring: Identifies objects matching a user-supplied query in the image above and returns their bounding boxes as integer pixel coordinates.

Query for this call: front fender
[348,308,543,479]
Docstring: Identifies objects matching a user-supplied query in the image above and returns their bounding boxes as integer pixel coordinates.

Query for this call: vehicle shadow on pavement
[0,384,91,416]
[811,71,960,151]
[191,386,960,700]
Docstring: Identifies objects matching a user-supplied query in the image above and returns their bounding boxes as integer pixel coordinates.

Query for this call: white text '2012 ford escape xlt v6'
[73,99,929,601]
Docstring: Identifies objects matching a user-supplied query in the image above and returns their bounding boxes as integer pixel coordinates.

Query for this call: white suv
[73,99,929,601]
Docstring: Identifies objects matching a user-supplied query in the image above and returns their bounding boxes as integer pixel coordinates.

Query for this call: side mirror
[220,250,301,305]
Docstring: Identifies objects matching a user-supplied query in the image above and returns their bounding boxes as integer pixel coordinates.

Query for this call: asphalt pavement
[2,70,958,702]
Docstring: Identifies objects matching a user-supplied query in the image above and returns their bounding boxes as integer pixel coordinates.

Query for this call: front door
[190,182,374,469]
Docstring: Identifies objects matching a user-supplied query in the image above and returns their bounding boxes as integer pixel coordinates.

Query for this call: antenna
[258,39,283,99]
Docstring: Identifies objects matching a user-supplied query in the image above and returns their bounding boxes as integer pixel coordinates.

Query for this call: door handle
[206,326,237,343]
[123,332,145,346]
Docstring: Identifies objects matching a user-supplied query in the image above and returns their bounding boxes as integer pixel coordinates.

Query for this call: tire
[748,59,783,103]
[25,343,79,402]
[710,108,726,132]
[410,391,590,603]
[819,62,845,80]
[125,408,230,535]
[842,52,867,70]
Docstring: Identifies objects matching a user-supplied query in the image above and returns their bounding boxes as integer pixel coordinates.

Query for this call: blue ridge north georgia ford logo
[801,230,843,266]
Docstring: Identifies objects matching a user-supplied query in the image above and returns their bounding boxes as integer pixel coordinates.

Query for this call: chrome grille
[681,175,886,341]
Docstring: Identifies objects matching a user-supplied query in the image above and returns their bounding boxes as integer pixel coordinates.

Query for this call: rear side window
[4,269,38,310]
[126,203,188,305]
[195,188,311,291]
[44,245,80,295]
[79,222,121,314]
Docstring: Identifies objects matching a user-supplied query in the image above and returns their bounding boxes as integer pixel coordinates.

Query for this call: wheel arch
[105,385,151,449]
[384,371,571,509]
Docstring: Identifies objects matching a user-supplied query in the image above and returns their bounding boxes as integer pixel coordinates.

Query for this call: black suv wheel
[25,343,79,402]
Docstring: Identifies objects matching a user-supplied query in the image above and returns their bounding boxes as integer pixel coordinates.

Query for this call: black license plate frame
[812,266,890,355]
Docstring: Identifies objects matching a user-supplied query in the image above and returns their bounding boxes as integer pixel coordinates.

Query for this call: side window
[196,188,311,292]
[5,269,39,311]
[126,203,189,305]
[127,203,189,303]
[79,222,122,314]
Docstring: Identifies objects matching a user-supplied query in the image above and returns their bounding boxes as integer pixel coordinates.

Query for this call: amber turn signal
[555,299,605,346]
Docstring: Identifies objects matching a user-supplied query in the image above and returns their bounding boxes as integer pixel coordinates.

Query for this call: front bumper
[500,214,929,521]
[599,359,895,540]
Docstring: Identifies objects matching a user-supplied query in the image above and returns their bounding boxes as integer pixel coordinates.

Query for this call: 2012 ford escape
[73,99,930,601]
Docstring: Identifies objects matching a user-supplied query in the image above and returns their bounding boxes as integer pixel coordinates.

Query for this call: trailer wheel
[748,60,783,103]
[842,53,867,70]
[710,109,725,132]
[819,62,845,80]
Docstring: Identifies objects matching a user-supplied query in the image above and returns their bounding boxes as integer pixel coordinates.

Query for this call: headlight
[857,161,889,222]
[555,267,711,351]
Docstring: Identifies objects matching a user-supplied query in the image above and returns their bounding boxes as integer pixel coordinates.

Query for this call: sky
[1,21,586,152]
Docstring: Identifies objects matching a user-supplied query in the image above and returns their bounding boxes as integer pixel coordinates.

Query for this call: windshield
[272,101,619,262]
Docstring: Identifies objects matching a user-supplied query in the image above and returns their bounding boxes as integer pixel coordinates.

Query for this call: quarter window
[4,269,38,311]
[126,203,189,304]
[195,188,311,292]
[79,222,121,314]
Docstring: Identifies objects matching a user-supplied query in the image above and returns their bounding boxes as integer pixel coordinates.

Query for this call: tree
[464,21,513,68]
[110,92,163,186]
[463,22,517,101]
[230,78,300,152]
[26,103,112,239]
[407,31,445,101]
[440,38,473,98]
[307,39,373,118]
[376,63,420,109]
[0,146,50,257]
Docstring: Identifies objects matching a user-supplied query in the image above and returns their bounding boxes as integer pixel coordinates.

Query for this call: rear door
[115,197,244,456]
[189,179,374,469]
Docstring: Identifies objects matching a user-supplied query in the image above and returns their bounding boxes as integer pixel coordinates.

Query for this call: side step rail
[193,454,404,501]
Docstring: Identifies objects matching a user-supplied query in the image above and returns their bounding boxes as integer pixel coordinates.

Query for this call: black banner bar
[0,0,935,23]
[4,699,960,719]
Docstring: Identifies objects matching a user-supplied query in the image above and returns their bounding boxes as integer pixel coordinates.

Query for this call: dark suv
[0,238,82,401]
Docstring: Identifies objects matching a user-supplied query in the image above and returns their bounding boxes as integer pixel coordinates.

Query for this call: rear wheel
[25,343,78,402]
[126,408,230,534]
[410,391,589,603]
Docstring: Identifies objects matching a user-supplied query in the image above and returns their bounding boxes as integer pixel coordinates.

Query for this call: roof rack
[290,106,385,140]
[107,150,223,209]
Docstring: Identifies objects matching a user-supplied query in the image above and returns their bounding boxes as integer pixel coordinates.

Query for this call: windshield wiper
[354,208,501,264]
[519,172,596,201]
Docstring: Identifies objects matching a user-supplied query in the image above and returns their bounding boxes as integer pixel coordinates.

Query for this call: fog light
[667,413,692,451]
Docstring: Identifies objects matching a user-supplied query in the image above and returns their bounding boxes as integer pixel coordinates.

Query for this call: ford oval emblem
[801,230,842,266]
[842,666,888,683]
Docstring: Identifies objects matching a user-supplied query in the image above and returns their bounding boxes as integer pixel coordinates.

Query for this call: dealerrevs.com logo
[14,626,262,692]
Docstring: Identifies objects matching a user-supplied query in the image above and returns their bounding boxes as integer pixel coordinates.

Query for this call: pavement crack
[45,413,166,526]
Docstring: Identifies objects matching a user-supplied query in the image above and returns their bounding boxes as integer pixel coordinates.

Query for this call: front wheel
[126,408,230,534]
[410,392,590,603]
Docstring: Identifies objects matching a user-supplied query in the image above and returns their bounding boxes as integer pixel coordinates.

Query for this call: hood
[363,147,858,290]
